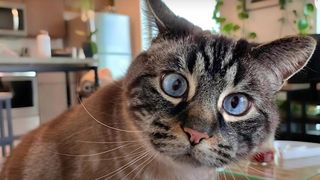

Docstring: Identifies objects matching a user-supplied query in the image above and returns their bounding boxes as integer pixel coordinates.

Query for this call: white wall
[115,0,142,58]
[221,0,315,42]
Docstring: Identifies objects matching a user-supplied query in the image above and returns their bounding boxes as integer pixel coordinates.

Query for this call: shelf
[276,132,320,143]
[286,89,320,104]
[281,118,320,124]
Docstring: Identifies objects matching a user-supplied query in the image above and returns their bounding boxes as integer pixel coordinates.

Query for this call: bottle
[36,30,51,58]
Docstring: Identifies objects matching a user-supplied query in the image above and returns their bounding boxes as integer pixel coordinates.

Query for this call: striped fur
[1,0,316,179]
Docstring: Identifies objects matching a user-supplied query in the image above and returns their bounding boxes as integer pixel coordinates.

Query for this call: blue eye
[223,94,251,116]
[161,73,188,98]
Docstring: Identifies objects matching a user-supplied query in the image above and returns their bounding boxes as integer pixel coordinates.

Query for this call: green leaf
[279,0,286,10]
[238,12,249,19]
[248,32,257,39]
[215,17,226,23]
[297,18,309,31]
[233,25,240,31]
[236,4,242,10]
[212,1,223,19]
[89,41,98,54]
[304,3,314,16]
[222,23,235,33]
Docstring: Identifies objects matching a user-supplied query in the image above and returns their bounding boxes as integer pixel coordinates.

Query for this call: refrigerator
[95,13,132,79]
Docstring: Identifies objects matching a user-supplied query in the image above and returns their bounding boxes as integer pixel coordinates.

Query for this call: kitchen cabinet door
[25,0,65,38]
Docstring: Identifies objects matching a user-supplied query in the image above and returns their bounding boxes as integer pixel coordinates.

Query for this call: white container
[36,30,51,58]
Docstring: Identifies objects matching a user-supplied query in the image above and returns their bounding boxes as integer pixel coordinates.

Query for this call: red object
[251,150,274,163]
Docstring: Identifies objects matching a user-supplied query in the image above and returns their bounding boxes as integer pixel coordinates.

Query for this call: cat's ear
[146,0,202,36]
[250,36,316,87]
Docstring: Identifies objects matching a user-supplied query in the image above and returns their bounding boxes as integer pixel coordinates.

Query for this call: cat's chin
[172,153,204,167]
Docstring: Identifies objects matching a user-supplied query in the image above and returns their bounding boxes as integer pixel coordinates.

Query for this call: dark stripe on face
[169,101,189,116]
[212,149,232,159]
[198,39,211,71]
[233,62,245,86]
[129,104,155,113]
[151,132,176,140]
[256,108,271,133]
[210,40,224,76]
[238,132,254,150]
[186,47,198,73]
[231,39,252,86]
[216,158,228,165]
[233,39,250,58]
[127,74,157,90]
[217,113,227,130]
[218,144,232,150]
[152,120,170,131]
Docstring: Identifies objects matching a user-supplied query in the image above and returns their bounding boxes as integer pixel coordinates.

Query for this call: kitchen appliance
[0,1,27,36]
[95,13,132,79]
[0,72,39,137]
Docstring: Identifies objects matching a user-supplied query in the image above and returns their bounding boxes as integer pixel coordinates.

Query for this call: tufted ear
[146,0,202,36]
[250,36,316,87]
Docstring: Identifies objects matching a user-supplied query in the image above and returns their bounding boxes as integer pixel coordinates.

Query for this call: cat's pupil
[231,96,239,108]
[172,79,182,91]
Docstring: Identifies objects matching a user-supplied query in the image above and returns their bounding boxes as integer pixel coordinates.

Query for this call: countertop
[0,57,98,65]
[0,57,98,72]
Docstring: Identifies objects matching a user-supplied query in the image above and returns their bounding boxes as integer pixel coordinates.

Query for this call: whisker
[230,162,250,180]
[76,139,148,144]
[55,143,136,157]
[131,153,157,180]
[96,151,150,180]
[237,159,266,174]
[79,99,143,133]
[58,126,94,144]
[82,147,146,162]
[222,168,227,180]
[121,152,157,180]
[244,163,268,176]
[226,166,236,180]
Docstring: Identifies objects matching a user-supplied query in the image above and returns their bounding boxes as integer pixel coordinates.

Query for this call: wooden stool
[0,92,13,157]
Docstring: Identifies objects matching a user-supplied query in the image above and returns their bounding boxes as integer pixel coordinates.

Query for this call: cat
[0,0,316,179]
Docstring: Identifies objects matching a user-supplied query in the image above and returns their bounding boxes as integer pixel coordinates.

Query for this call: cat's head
[124,0,316,167]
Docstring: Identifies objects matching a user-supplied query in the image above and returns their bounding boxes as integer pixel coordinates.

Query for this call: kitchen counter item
[0,57,99,108]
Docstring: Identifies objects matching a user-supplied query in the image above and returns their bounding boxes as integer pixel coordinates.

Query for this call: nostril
[185,130,191,139]
[183,127,209,145]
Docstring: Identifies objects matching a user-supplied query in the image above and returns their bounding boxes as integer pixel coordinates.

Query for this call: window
[162,0,218,31]
[141,0,218,50]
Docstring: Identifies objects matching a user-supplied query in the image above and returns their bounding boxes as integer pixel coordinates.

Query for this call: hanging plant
[296,3,315,34]
[212,0,257,39]
[278,0,315,35]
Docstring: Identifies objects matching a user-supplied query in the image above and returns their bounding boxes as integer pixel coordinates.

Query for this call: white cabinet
[37,72,77,123]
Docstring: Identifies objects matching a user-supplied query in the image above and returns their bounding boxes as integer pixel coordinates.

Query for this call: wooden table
[0,57,99,107]
[218,141,320,180]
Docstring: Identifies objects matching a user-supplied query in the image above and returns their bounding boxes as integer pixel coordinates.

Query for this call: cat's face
[124,0,316,168]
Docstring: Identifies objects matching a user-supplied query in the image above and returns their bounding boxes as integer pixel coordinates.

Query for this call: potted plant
[76,29,98,58]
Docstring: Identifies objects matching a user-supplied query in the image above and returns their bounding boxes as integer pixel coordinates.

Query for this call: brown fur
[1,81,215,180]
[1,0,316,178]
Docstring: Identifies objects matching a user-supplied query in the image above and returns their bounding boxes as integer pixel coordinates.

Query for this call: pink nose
[183,127,209,145]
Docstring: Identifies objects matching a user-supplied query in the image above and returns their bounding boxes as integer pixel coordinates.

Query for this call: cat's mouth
[173,151,202,166]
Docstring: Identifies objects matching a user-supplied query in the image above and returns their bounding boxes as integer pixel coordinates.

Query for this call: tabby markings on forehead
[221,41,237,68]
[224,62,238,84]
[193,52,205,74]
